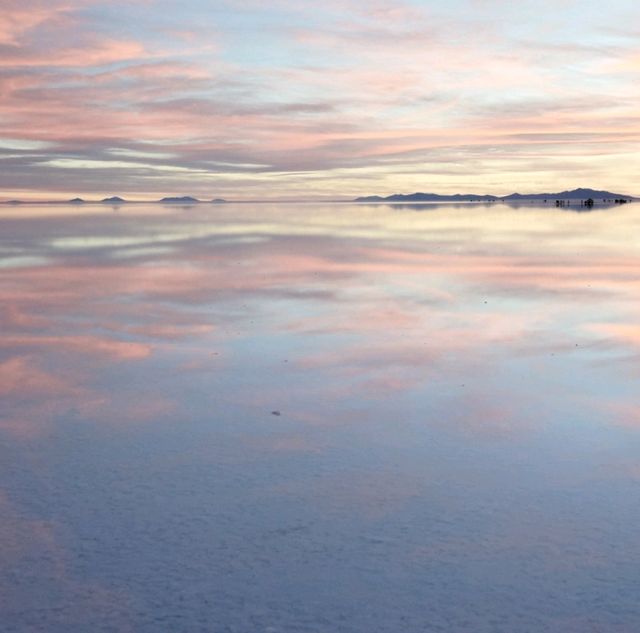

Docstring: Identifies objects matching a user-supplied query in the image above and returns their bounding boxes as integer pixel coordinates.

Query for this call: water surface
[2,201,640,632]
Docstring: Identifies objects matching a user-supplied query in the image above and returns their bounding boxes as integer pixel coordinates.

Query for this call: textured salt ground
[3,411,640,633]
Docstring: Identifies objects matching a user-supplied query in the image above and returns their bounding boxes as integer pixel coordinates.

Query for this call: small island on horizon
[159,196,200,204]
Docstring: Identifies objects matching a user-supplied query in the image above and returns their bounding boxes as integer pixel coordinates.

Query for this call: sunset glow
[2,0,639,200]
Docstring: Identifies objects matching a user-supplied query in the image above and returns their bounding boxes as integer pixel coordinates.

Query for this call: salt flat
[2,201,640,632]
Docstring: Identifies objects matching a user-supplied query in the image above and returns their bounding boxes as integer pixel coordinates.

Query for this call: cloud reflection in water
[1,202,640,631]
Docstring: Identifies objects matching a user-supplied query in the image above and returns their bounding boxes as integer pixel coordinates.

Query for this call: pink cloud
[587,323,640,348]
[0,37,147,68]
[0,1,80,45]
[0,355,76,398]
[0,355,96,439]
[0,490,138,628]
[1,335,152,360]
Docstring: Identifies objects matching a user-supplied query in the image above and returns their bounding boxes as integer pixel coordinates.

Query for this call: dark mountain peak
[503,188,633,200]
[159,196,200,203]
[101,196,126,203]
[564,188,631,199]
[211,198,227,204]
[68,197,85,204]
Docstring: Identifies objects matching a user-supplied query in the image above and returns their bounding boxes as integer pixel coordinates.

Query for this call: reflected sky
[2,202,640,632]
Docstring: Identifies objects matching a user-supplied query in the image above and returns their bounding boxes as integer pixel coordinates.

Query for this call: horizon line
[1,187,638,205]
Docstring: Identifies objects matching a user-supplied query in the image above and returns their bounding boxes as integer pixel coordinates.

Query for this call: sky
[1,0,639,200]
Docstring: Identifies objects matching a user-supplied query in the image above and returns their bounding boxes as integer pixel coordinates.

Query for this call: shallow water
[2,201,640,632]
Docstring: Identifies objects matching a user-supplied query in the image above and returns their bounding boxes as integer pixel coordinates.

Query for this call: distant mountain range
[1,188,635,205]
[355,188,636,203]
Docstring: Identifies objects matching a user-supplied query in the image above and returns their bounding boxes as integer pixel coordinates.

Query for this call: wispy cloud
[1,0,639,198]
